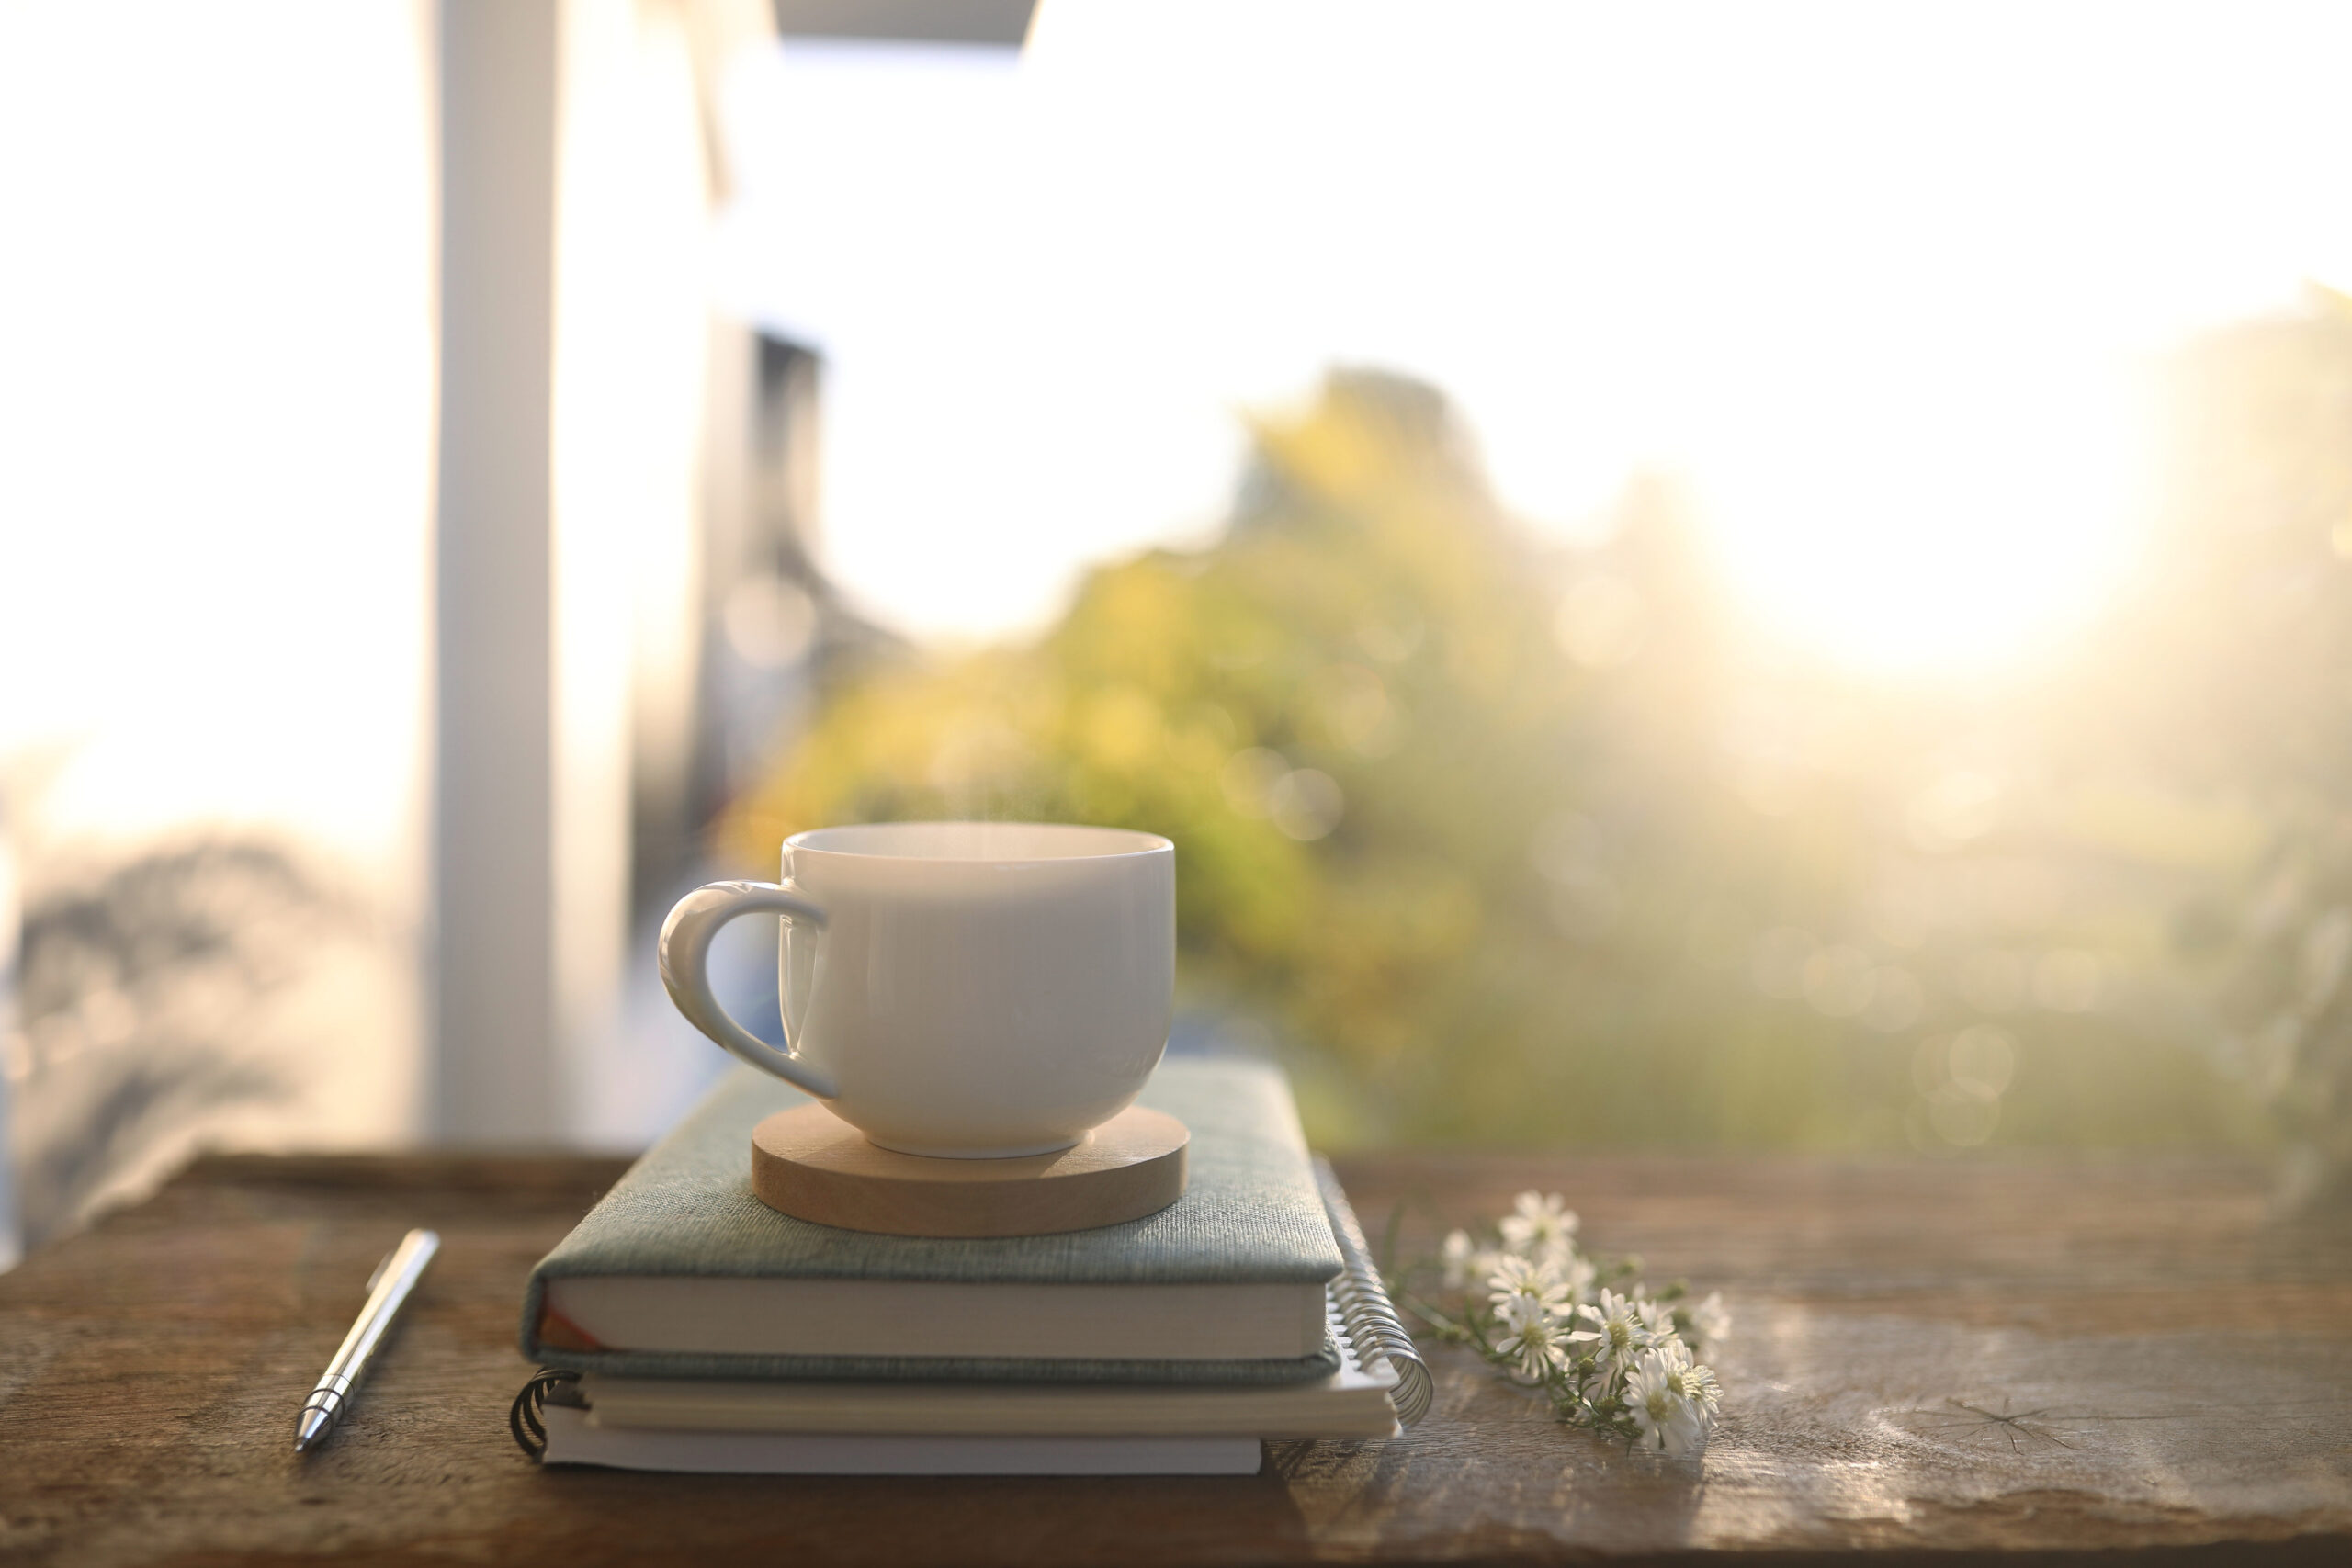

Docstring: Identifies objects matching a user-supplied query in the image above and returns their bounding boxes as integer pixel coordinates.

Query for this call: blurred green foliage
[730,320,2352,1174]
[2097,288,2352,1202]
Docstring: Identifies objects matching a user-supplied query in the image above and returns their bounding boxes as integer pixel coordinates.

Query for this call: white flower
[1579,1288,1660,1375]
[1686,1290,1731,1353]
[1634,1296,1677,1344]
[1551,1249,1599,1304]
[1442,1229,1507,1289]
[1657,1336,1721,1416]
[1623,1348,1710,1457]
[1487,1254,1573,1323]
[1495,1293,1572,1381]
[1498,1190,1579,1260]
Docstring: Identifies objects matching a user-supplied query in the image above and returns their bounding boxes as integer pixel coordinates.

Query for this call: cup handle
[657,880,838,1100]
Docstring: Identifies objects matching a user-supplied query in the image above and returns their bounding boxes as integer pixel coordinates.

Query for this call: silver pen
[294,1227,440,1453]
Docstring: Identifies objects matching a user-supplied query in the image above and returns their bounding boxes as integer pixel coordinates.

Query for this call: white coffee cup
[658,822,1175,1158]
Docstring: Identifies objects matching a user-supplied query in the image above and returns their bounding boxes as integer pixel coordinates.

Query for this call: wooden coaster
[750,1104,1189,1238]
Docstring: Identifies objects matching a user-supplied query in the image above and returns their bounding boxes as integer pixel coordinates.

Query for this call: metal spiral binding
[1314,1157,1433,1427]
[508,1367,582,1460]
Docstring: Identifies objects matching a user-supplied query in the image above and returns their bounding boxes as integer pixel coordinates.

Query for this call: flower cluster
[1415,1190,1727,1457]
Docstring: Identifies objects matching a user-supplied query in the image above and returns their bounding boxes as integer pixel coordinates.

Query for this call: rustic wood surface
[751,1102,1189,1236]
[2,1150,2348,1566]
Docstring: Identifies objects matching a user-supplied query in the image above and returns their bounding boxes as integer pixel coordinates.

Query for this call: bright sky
[716,0,2352,671]
[0,2,434,874]
[6,0,2351,873]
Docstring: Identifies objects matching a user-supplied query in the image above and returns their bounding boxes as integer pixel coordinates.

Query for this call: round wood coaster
[750,1104,1189,1238]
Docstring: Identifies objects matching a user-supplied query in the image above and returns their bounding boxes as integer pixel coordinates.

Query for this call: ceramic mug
[658,821,1175,1158]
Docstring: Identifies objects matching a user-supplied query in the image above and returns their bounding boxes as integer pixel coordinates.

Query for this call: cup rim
[784,820,1172,865]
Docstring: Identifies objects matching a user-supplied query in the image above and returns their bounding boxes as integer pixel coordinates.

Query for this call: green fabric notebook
[519,1055,1345,1383]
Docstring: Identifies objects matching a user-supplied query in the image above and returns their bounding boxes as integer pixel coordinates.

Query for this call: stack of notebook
[514,1054,1429,1474]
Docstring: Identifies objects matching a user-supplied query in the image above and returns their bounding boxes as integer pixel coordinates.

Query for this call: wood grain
[750,1103,1188,1236]
[1,1150,2348,1565]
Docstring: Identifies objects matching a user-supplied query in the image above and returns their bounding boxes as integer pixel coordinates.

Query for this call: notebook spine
[1312,1157,1432,1427]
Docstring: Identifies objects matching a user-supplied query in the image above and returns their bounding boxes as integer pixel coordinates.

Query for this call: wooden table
[3,1151,2348,1565]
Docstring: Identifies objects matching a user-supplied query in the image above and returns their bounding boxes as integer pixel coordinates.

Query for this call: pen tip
[294,1408,334,1453]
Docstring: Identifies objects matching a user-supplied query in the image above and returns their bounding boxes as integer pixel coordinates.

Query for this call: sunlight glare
[717,0,2352,673]
[1693,342,2143,672]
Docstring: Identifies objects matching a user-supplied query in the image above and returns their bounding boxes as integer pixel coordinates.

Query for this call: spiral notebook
[511,1158,1429,1473]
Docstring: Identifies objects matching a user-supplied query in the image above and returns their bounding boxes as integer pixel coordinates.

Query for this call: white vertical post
[431,0,562,1142]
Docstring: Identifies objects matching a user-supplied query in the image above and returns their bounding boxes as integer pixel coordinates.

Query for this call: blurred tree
[10,841,318,1247]
[729,373,1570,1129]
[728,368,2262,1154]
[2101,290,2352,1204]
